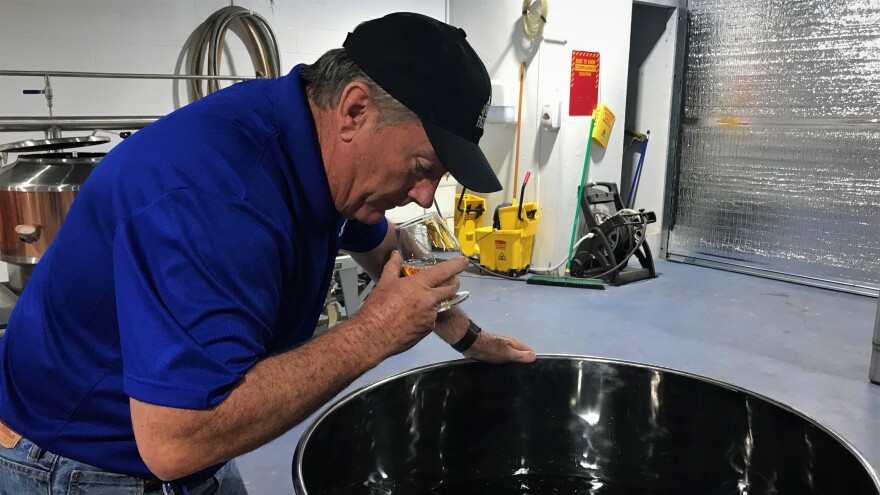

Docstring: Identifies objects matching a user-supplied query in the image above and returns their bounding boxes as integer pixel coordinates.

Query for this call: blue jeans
[0,436,248,495]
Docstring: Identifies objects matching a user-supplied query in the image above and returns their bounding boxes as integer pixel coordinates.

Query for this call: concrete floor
[237,260,880,493]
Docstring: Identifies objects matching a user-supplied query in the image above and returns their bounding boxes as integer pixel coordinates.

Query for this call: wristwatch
[451,319,482,353]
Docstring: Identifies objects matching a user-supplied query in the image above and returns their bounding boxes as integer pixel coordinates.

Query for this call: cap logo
[476,95,491,130]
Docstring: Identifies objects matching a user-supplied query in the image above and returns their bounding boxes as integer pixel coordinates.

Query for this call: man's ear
[336,81,374,142]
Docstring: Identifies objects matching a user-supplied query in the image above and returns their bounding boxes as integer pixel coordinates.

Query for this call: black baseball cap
[343,12,503,193]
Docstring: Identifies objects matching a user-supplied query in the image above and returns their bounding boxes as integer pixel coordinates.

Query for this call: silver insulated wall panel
[667,0,880,290]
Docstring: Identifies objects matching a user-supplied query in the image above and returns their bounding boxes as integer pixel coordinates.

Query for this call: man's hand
[435,309,536,364]
[352,251,469,358]
[462,332,536,364]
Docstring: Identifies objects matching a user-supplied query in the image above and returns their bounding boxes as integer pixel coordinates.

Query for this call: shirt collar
[273,64,339,229]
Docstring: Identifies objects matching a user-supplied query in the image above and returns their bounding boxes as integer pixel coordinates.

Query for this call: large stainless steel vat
[871,295,880,385]
[294,356,880,494]
[0,136,107,292]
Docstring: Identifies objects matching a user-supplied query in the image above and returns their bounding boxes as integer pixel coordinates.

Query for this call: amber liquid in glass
[402,259,437,277]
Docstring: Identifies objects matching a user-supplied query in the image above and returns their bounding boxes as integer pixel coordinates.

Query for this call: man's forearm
[132,318,385,480]
[434,307,471,344]
[134,222,472,481]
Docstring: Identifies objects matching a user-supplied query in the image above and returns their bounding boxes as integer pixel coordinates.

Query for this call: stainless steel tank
[0,136,107,292]
[870,296,880,385]
[294,356,880,495]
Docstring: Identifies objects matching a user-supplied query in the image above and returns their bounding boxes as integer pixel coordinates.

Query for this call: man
[0,12,534,495]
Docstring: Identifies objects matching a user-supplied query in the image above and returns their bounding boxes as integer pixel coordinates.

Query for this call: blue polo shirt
[0,65,387,482]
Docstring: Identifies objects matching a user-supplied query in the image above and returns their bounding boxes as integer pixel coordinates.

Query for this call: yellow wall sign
[591,103,616,148]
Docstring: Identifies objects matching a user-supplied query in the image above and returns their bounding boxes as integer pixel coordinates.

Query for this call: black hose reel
[569,182,657,286]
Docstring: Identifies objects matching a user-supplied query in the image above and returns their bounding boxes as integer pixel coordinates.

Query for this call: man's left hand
[462,331,536,364]
[434,302,536,364]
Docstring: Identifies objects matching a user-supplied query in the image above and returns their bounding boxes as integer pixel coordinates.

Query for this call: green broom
[565,116,596,274]
[527,117,603,290]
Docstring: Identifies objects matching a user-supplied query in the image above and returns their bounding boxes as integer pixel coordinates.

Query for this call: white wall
[450,0,635,269]
[0,0,448,279]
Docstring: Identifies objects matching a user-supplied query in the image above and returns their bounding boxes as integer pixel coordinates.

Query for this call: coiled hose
[189,6,281,100]
[521,0,548,41]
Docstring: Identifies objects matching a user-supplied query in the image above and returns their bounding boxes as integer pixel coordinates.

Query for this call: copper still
[0,136,108,293]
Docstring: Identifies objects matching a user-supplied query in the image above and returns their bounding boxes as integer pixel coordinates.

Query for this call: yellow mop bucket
[453,192,486,257]
[475,200,538,276]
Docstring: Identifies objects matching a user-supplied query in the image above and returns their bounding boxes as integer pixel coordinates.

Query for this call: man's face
[339,121,448,224]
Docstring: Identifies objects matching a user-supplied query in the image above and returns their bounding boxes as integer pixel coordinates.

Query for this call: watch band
[451,319,482,353]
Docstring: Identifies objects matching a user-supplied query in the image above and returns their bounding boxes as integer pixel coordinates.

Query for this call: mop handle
[512,61,526,200]
[565,117,596,273]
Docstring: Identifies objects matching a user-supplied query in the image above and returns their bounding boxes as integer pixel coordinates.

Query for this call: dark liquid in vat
[358,475,811,495]
[426,476,658,494]
[363,475,663,495]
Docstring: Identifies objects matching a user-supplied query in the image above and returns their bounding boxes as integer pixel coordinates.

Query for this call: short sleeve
[114,189,291,409]
[339,217,388,253]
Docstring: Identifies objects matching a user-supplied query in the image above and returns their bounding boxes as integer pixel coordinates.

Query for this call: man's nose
[409,179,440,208]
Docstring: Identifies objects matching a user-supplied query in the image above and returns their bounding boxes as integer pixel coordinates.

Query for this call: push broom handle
[565,117,596,273]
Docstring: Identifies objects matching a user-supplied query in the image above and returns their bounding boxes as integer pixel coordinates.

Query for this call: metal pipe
[871,296,880,384]
[0,117,159,132]
[43,75,54,117]
[0,69,253,81]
